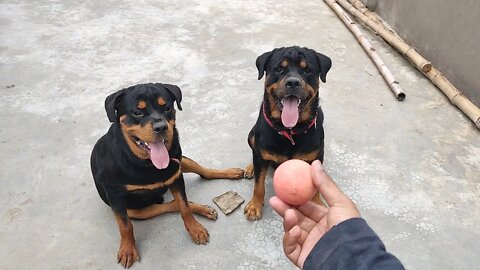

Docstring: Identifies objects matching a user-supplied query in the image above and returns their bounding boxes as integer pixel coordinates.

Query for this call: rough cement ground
[1,1,479,269]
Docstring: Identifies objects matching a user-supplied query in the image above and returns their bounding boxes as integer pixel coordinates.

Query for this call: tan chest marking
[260,149,319,164]
[260,150,288,164]
[292,150,320,163]
[125,169,181,191]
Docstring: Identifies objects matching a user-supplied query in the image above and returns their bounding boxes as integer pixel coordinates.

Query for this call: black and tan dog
[243,46,332,220]
[90,83,244,268]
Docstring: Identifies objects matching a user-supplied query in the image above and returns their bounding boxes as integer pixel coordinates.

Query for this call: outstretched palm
[269,160,360,269]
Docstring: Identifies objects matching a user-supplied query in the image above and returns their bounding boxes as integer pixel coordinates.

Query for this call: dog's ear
[256,50,276,80]
[315,52,332,83]
[105,87,130,122]
[163,84,182,111]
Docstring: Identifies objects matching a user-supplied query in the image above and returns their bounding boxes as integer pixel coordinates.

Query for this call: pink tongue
[281,97,299,128]
[150,142,170,169]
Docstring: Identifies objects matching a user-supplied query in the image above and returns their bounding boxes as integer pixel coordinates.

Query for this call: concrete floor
[1,1,479,269]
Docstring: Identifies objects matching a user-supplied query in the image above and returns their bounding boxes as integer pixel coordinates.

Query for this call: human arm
[269,160,404,269]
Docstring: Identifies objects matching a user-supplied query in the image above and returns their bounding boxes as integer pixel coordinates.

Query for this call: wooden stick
[425,68,480,128]
[336,0,480,128]
[325,0,405,100]
[336,0,431,73]
[347,0,380,23]
[347,0,401,40]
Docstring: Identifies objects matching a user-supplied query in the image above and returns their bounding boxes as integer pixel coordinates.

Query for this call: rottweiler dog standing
[243,46,332,220]
[90,83,244,268]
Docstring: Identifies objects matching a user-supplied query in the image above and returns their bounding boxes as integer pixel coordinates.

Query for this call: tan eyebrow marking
[137,101,146,109]
[300,60,307,69]
[157,97,166,106]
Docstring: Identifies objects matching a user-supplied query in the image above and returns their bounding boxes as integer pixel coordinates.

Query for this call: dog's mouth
[131,136,170,170]
[276,95,303,129]
[132,136,166,152]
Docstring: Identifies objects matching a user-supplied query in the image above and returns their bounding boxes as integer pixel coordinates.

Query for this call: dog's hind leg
[127,201,217,220]
[243,128,256,179]
[243,163,254,179]
[181,156,244,180]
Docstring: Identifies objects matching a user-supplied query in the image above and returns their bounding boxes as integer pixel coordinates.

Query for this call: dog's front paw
[186,221,210,244]
[117,241,140,268]
[244,199,263,221]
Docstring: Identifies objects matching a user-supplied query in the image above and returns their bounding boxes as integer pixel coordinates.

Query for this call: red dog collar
[262,102,317,146]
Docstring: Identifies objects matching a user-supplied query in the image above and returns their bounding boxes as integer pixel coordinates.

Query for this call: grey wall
[373,0,480,106]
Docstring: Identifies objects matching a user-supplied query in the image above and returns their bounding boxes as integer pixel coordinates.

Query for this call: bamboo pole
[335,0,480,129]
[347,0,380,23]
[347,0,401,40]
[336,0,432,73]
[325,0,405,100]
[425,68,480,128]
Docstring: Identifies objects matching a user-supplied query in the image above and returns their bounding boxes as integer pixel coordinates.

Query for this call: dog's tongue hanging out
[150,142,170,169]
[281,96,299,128]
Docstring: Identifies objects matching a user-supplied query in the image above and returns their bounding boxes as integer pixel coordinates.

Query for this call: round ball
[273,159,316,206]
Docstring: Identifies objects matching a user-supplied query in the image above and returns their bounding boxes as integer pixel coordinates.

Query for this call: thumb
[310,160,347,207]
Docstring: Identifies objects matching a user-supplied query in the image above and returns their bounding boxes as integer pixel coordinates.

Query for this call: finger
[283,225,302,267]
[298,225,325,269]
[269,196,292,218]
[283,209,300,232]
[284,208,320,239]
[311,160,349,207]
[296,201,329,223]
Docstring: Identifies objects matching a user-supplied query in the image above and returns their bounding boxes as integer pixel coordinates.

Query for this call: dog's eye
[164,105,171,112]
[304,68,311,74]
[133,110,143,117]
[274,67,283,74]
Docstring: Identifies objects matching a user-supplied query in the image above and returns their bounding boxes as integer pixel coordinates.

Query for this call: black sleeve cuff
[303,218,404,270]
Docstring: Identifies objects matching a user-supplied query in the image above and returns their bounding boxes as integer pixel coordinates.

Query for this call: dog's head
[104,83,182,169]
[256,46,331,128]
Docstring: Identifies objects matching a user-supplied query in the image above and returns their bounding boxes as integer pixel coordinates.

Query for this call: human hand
[269,160,360,269]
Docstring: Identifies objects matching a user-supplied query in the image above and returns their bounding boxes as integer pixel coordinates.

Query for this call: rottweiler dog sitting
[90,83,244,268]
[243,46,332,220]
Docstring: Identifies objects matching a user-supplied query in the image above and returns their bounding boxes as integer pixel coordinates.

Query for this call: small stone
[213,190,245,215]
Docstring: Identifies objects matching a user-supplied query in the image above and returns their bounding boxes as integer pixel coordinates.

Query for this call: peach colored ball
[273,159,316,206]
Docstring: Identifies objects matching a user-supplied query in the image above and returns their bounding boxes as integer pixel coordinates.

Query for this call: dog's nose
[286,77,301,88]
[153,121,168,134]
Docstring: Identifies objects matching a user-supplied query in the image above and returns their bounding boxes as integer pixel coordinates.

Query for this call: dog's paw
[244,199,263,221]
[225,168,245,179]
[243,164,254,179]
[200,205,218,220]
[186,221,210,244]
[117,241,140,268]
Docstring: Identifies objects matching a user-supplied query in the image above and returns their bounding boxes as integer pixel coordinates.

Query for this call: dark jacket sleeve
[303,218,405,270]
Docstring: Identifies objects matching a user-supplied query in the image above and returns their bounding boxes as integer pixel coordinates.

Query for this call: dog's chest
[258,128,321,162]
[123,168,181,191]
[113,160,181,191]
[260,148,320,165]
